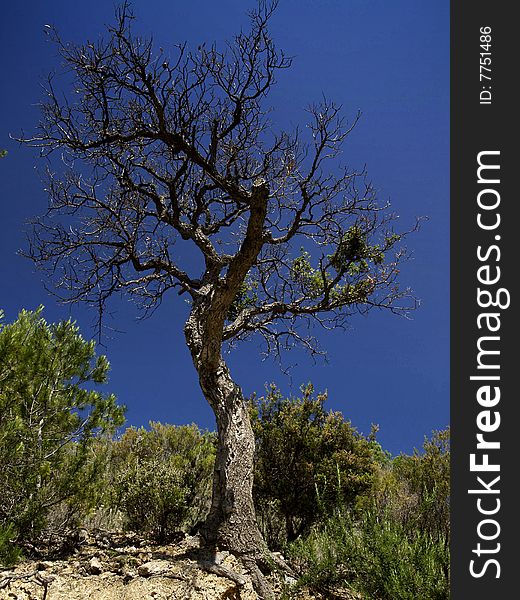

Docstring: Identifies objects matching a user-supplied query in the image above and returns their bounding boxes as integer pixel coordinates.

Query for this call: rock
[88,557,103,575]
[0,532,316,600]
[115,545,138,554]
[137,561,169,578]
[122,568,138,583]
[77,529,91,544]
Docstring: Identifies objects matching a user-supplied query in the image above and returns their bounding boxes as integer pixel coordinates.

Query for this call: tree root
[0,570,52,599]
[0,570,39,590]
[194,546,297,600]
[197,555,246,587]
[242,556,274,600]
[260,550,297,578]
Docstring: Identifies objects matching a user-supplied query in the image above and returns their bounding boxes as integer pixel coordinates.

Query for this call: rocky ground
[0,531,324,600]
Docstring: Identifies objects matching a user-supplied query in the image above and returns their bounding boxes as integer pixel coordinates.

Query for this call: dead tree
[22,2,415,595]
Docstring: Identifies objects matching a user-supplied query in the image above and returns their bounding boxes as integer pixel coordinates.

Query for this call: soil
[0,531,320,600]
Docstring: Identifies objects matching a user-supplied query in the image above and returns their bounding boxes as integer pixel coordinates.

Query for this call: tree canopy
[25,2,414,356]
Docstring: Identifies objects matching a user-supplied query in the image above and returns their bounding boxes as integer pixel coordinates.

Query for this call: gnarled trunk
[184,304,264,557]
[200,359,264,554]
[182,181,269,556]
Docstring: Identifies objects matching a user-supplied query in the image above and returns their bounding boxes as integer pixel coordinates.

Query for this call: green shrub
[0,308,125,557]
[291,509,449,600]
[290,429,451,599]
[391,428,450,543]
[114,459,189,542]
[251,384,377,548]
[0,524,22,567]
[107,422,215,541]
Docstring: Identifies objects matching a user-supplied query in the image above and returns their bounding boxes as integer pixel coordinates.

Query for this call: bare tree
[22,2,415,594]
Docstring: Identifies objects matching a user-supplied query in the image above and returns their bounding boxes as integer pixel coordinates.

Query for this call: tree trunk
[184,306,265,557]
[201,359,264,553]
[182,182,269,556]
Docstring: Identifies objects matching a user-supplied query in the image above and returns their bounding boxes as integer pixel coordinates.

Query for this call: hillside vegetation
[0,310,449,599]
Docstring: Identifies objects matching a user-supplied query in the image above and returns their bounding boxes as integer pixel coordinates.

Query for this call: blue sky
[0,0,449,455]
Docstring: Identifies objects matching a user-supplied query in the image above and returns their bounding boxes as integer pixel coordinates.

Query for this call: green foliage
[251,384,377,548]
[0,317,448,600]
[290,235,385,305]
[391,428,450,542]
[291,509,449,600]
[329,225,384,273]
[290,428,450,599]
[329,226,402,275]
[107,422,215,542]
[0,308,125,558]
[364,428,450,546]
[0,150,7,158]
[0,524,22,567]
[290,250,329,299]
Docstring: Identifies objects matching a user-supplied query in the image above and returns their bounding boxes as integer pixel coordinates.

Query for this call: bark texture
[196,356,262,555]
[184,301,273,599]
